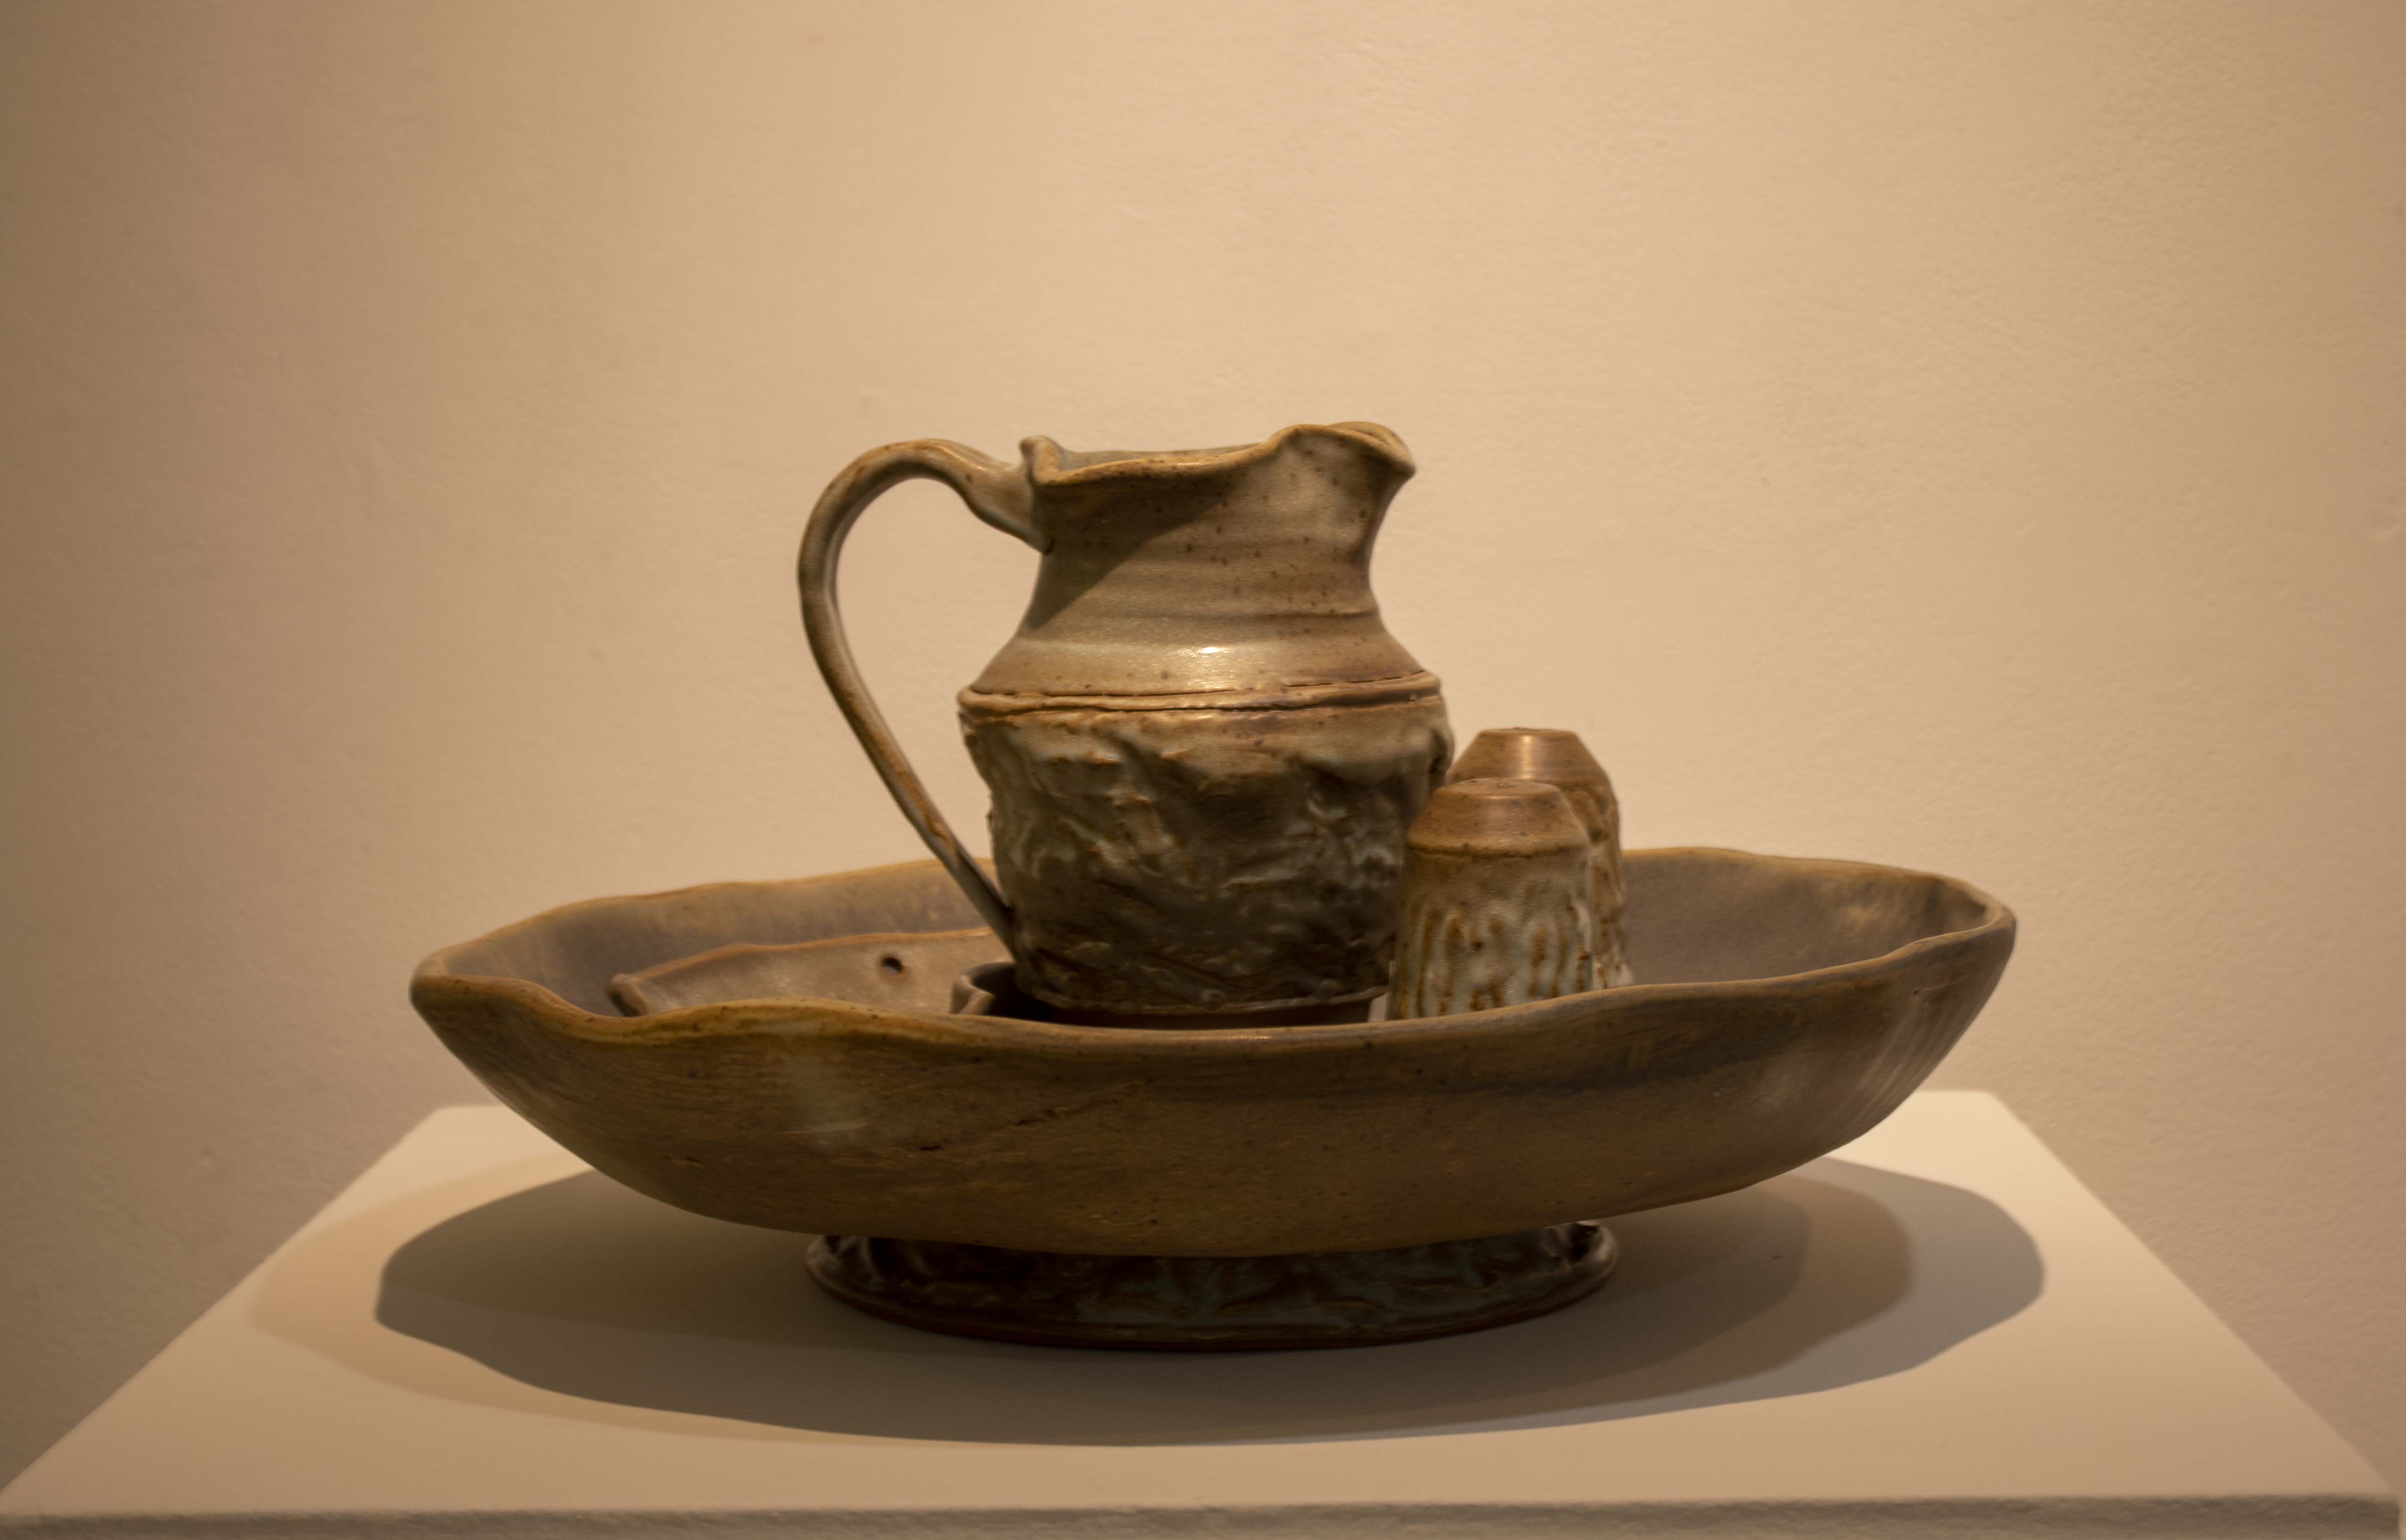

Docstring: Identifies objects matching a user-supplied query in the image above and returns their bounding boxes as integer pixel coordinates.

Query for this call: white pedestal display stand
[2,1092,2391,1539]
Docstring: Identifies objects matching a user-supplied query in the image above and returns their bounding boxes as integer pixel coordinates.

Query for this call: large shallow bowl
[411,849,2011,1256]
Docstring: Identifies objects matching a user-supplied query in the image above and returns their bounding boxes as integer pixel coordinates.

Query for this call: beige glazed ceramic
[417,419,2016,1349]
[411,848,2013,1259]
[798,423,1452,1020]
[1389,779,1600,1019]
[1450,726,1633,987]
[609,929,1005,1017]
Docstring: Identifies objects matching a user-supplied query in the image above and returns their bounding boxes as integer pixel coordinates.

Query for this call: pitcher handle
[797,440,1038,953]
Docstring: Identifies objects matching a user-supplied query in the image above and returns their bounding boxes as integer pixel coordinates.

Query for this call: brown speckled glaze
[409,849,2014,1257]
[609,928,1005,1017]
[800,423,1450,1016]
[963,686,1449,1013]
[1390,779,1599,1019]
[1450,727,1634,988]
[806,1223,1615,1351]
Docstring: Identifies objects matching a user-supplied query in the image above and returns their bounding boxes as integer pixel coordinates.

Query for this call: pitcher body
[801,422,1451,1019]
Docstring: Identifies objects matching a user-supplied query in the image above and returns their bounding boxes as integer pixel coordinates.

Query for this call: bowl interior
[609,928,1008,1016]
[1623,849,1995,987]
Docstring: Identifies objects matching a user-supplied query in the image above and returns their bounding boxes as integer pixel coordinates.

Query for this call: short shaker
[1448,727,1632,986]
[1389,778,1597,1019]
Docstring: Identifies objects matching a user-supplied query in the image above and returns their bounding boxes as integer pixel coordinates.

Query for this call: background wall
[4,0,2400,1491]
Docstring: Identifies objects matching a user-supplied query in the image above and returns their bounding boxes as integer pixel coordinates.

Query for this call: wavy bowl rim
[411,848,2015,1054]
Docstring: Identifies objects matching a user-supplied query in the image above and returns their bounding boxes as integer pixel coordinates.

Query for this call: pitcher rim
[1020,421,1414,489]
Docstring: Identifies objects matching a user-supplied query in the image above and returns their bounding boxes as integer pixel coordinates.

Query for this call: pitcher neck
[970,423,1424,699]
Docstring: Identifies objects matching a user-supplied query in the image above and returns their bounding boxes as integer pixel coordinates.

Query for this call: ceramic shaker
[1389,778,1598,1018]
[1448,727,1632,986]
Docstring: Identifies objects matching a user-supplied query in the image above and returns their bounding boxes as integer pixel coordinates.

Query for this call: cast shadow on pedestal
[254,1152,2042,1444]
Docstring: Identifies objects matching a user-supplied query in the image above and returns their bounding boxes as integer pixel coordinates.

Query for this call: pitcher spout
[1018,420,1413,492]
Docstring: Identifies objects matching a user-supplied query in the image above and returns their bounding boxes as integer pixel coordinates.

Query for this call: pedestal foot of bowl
[805,1222,1617,1351]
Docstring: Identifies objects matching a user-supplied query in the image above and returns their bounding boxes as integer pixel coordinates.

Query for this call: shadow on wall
[252,1155,2040,1446]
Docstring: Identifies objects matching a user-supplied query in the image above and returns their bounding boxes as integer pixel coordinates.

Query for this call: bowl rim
[412,846,2014,1054]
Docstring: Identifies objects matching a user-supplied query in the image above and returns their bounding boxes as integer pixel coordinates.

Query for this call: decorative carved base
[806,1222,1616,1351]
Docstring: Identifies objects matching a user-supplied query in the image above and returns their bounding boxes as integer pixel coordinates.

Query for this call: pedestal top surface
[2,1091,2390,1539]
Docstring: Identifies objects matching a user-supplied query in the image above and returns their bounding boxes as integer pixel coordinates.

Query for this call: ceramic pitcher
[799,422,1452,1021]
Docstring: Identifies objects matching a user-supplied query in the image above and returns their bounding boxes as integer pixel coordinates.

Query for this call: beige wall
[4,0,2401,1489]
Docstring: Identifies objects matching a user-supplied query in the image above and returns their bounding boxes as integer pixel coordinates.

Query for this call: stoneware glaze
[609,928,1005,1017]
[411,848,2014,1259]
[1390,779,1599,1019]
[805,1223,1617,1351]
[798,423,1452,1020]
[1450,727,1633,987]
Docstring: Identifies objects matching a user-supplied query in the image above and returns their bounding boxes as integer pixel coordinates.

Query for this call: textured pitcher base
[805,1222,1617,1351]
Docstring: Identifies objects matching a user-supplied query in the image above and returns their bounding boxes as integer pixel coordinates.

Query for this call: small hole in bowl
[878,954,905,977]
